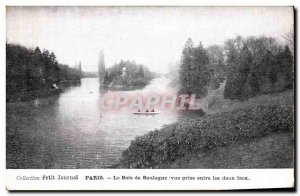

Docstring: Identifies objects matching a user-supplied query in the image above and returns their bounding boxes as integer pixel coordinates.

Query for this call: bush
[119,105,293,168]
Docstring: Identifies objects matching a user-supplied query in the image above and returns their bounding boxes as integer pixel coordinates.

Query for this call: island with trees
[98,51,154,90]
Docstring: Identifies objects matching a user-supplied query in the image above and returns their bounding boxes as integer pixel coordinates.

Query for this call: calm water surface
[6,77,178,168]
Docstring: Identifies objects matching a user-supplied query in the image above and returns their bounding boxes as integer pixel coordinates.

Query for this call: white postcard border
[6,169,294,190]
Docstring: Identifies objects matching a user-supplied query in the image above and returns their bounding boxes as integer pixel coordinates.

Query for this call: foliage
[6,43,82,101]
[223,36,294,100]
[98,51,106,83]
[179,38,212,97]
[206,45,226,90]
[105,60,154,88]
[282,28,294,58]
[176,35,294,101]
[119,105,293,168]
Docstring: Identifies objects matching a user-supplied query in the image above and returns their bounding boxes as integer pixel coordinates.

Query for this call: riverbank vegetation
[119,103,293,168]
[6,43,83,102]
[119,32,294,169]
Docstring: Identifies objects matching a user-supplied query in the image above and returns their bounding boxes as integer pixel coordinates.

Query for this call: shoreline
[6,80,81,103]
[100,82,151,91]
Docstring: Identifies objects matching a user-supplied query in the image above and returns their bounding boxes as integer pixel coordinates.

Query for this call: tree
[98,51,105,84]
[259,51,276,93]
[207,45,224,66]
[78,61,83,78]
[224,45,251,100]
[26,47,45,91]
[207,45,226,89]
[137,65,144,78]
[104,71,109,85]
[274,45,293,90]
[179,38,194,95]
[179,39,211,98]
[191,42,211,97]
[282,29,294,59]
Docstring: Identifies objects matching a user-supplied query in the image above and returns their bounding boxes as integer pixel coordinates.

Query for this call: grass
[201,81,294,114]
[171,132,294,168]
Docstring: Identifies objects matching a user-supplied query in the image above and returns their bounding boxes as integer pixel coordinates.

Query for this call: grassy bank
[118,104,293,168]
[171,132,294,168]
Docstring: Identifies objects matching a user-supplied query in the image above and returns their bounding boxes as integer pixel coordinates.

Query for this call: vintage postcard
[6,6,295,190]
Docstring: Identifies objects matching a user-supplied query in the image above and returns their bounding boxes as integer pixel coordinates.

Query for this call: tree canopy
[176,34,294,101]
[104,60,154,89]
[6,43,82,98]
[179,38,212,98]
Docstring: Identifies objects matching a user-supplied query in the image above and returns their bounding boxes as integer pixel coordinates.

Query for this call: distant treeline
[102,60,154,89]
[177,34,294,100]
[6,43,82,101]
[82,71,98,78]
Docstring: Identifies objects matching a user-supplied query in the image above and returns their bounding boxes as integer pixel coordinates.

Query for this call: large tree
[179,38,194,94]
[179,38,211,97]
[98,51,105,84]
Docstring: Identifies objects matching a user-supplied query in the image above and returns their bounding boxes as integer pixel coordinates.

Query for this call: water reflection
[7,77,178,168]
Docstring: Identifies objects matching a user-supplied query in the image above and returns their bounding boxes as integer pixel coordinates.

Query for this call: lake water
[6,77,178,168]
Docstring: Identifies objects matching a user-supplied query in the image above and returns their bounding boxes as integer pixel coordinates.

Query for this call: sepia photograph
[5,5,295,190]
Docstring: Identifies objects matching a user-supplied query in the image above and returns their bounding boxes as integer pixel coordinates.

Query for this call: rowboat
[133,112,160,115]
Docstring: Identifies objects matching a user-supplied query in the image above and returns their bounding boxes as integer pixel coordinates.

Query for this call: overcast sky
[6,6,293,73]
